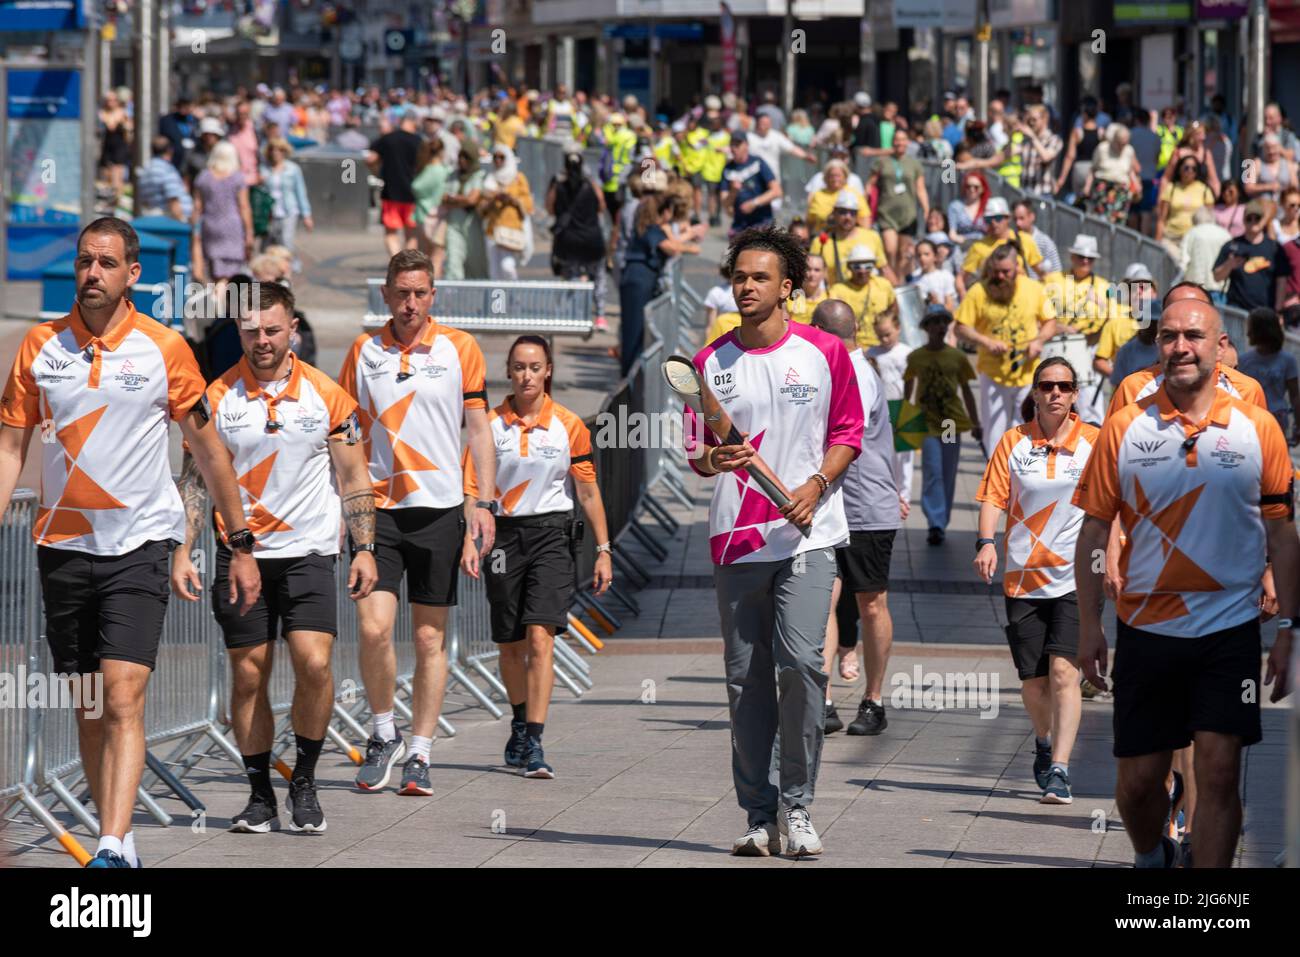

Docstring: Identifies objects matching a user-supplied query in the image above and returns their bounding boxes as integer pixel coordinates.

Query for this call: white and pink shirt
[685,322,863,565]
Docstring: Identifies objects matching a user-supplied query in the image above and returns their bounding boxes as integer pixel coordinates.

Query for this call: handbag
[492,224,527,252]
[249,184,274,238]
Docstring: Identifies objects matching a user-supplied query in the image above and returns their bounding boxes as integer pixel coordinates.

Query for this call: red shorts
[381,200,416,230]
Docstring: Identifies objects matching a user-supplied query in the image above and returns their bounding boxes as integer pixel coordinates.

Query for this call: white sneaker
[780,806,823,857]
[731,821,782,857]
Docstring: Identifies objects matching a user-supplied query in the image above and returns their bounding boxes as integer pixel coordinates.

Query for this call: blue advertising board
[0,0,85,31]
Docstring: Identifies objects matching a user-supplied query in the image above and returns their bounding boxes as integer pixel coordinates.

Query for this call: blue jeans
[921,434,961,531]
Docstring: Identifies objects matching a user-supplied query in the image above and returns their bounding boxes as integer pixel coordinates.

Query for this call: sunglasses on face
[850,263,874,271]
[1035,380,1077,394]
[1245,214,1263,223]
[986,215,1008,223]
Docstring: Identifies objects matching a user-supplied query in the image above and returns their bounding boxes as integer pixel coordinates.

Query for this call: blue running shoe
[522,738,554,779]
[1033,743,1053,789]
[504,719,528,768]
[85,850,130,868]
[1040,767,1073,804]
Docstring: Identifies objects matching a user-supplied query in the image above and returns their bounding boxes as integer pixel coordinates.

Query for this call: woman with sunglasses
[1155,156,1216,260]
[461,336,613,779]
[1157,120,1220,197]
[946,171,990,246]
[975,357,1099,806]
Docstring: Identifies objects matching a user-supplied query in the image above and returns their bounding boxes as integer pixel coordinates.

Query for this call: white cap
[705,95,722,111]
[198,117,226,137]
[430,105,448,122]
[1068,234,1100,258]
[853,91,872,109]
[1124,262,1154,282]
[984,196,1010,218]
[609,112,627,126]
[671,119,687,133]
[847,244,877,264]
[832,190,861,211]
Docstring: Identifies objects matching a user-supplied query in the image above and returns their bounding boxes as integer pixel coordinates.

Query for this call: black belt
[496,512,571,530]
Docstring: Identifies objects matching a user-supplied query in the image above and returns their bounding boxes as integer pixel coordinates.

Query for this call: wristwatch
[595,542,613,554]
[351,543,376,557]
[1276,618,1294,630]
[227,528,256,554]
[475,500,499,515]
[976,537,996,552]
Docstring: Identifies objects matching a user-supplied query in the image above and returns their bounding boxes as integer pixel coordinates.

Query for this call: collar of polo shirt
[1029,410,1084,453]
[500,392,554,431]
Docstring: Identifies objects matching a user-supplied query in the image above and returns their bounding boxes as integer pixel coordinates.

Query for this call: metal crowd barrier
[364,277,595,337]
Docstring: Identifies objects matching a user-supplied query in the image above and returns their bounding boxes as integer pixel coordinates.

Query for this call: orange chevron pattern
[1004,492,1068,597]
[371,391,440,507]
[35,404,124,544]
[232,451,295,537]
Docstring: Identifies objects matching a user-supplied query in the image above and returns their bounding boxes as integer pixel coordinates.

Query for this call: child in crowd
[904,309,981,546]
[1237,308,1300,444]
[908,239,958,313]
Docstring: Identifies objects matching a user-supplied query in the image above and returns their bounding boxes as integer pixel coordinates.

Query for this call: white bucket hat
[1068,234,1100,259]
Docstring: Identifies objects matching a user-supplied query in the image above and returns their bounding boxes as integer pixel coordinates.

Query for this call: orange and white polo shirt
[977,412,1099,598]
[1,303,205,555]
[338,319,487,510]
[1107,362,1266,417]
[207,355,358,556]
[462,394,595,516]
[1073,386,1294,637]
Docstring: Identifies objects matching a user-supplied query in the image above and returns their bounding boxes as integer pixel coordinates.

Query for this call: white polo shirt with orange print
[977,412,1099,598]
[1107,362,1266,417]
[462,394,595,516]
[339,319,487,510]
[207,355,358,556]
[1074,386,1294,637]
[1,303,206,555]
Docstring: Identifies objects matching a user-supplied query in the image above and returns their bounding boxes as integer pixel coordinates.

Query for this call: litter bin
[133,215,193,270]
[293,143,371,232]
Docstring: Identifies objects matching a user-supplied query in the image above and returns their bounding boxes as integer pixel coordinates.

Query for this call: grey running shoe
[397,754,433,796]
[780,805,824,857]
[522,738,555,779]
[504,719,528,768]
[286,777,326,833]
[1040,767,1073,805]
[355,733,406,792]
[731,821,781,857]
[230,793,278,833]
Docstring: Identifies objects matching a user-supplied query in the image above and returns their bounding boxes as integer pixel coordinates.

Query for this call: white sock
[409,735,433,761]
[373,711,396,741]
[122,831,138,868]
[825,698,834,706]
[869,696,884,706]
[96,834,124,859]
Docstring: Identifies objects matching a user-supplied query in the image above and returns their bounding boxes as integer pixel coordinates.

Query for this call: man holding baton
[684,226,863,858]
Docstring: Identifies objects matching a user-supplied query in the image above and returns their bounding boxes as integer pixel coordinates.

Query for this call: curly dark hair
[723,224,807,290]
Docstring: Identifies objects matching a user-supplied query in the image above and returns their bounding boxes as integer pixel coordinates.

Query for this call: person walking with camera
[461,336,612,779]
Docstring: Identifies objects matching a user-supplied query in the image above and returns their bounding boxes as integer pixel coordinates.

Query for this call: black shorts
[38,539,172,673]
[373,506,464,606]
[1111,617,1263,758]
[1004,594,1080,680]
[213,547,338,649]
[483,514,575,643]
[837,529,896,594]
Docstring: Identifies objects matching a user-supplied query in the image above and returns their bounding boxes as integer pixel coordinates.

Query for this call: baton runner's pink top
[684,321,863,565]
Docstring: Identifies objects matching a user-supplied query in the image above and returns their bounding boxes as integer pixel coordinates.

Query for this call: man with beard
[1074,297,1297,867]
[954,243,1058,452]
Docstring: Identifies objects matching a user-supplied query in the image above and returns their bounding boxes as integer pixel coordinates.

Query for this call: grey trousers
[715,548,836,826]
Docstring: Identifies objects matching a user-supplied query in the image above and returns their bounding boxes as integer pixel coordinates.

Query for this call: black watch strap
[976,537,996,552]
[475,500,499,515]
[351,543,376,555]
[227,528,255,553]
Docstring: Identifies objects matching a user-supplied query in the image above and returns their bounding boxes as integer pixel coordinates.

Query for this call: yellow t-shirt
[706,311,742,343]
[1094,313,1139,362]
[786,289,827,324]
[1159,180,1216,241]
[962,231,1045,280]
[954,275,1056,387]
[810,227,887,283]
[828,277,895,348]
[806,187,870,233]
[494,115,526,149]
[903,346,977,435]
[1046,273,1113,337]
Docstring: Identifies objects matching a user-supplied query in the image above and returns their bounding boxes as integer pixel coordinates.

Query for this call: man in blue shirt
[721,137,781,238]
[137,136,193,221]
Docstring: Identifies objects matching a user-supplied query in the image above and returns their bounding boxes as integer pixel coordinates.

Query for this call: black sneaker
[1033,742,1053,789]
[355,732,406,792]
[286,777,326,833]
[522,738,554,779]
[504,719,529,768]
[398,754,433,796]
[230,793,278,833]
[847,699,887,735]
[927,527,944,546]
[1040,767,1073,804]
[824,701,844,735]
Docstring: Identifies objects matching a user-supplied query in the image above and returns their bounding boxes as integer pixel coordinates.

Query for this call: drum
[1039,333,1097,385]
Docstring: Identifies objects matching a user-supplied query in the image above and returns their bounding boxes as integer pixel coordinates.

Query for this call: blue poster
[6,70,82,280]
[0,0,85,31]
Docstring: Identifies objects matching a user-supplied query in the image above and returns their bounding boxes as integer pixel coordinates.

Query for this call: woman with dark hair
[1056,96,1103,199]
[616,193,700,375]
[461,335,613,779]
[974,356,1098,806]
[546,146,608,329]
[411,137,449,274]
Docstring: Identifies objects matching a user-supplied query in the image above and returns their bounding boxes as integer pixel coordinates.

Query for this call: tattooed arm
[170,450,209,601]
[328,426,378,599]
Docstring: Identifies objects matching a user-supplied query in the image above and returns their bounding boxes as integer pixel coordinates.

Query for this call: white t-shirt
[704,283,738,314]
[843,350,901,531]
[865,341,913,402]
[685,322,864,564]
[909,268,957,309]
[747,129,798,181]
[805,170,866,196]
